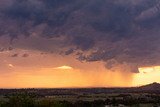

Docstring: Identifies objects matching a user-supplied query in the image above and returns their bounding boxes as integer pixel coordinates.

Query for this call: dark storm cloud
[72,36,95,51]
[11,53,18,57]
[0,47,4,52]
[64,49,74,55]
[1,0,160,72]
[22,53,29,57]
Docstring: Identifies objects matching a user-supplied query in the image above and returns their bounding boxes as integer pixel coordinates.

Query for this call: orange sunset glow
[133,66,160,86]
[0,39,159,88]
[0,0,160,89]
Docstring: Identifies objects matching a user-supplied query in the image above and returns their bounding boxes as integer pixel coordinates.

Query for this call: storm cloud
[0,0,160,73]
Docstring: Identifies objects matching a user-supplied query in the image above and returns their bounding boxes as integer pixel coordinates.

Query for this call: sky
[0,0,160,88]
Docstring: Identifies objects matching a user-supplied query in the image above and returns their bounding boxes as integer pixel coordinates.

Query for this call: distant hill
[0,83,160,95]
[138,82,160,90]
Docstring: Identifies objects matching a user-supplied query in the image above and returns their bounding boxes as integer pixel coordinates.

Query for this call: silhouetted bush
[6,93,35,107]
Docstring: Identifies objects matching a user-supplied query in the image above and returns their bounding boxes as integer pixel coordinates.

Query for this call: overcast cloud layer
[0,0,160,73]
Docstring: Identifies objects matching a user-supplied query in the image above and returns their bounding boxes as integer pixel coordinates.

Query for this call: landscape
[0,0,160,107]
[0,82,160,107]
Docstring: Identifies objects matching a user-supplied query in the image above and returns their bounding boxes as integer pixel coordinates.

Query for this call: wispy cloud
[53,66,73,70]
[8,64,14,68]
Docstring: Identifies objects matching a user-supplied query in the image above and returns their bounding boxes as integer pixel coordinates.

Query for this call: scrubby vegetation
[0,92,160,107]
[1,84,160,107]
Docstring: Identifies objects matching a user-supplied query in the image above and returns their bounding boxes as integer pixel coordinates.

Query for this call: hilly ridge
[139,82,160,90]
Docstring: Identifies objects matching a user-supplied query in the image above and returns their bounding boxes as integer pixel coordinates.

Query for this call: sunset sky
[0,0,160,88]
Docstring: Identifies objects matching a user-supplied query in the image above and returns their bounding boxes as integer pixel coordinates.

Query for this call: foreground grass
[0,92,160,107]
